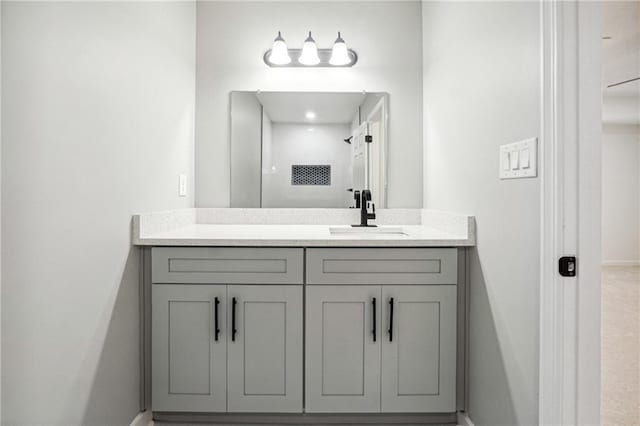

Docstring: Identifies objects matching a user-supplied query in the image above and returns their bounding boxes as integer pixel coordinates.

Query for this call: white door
[368,120,382,206]
[227,285,303,412]
[365,97,387,207]
[381,285,457,412]
[305,285,381,412]
[151,285,227,412]
[351,122,369,191]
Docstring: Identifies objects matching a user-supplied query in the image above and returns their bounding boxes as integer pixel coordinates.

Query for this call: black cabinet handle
[388,297,394,342]
[372,297,377,342]
[231,297,237,342]
[214,297,220,341]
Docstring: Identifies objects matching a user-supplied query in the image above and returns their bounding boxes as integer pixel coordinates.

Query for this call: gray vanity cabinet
[381,285,457,412]
[227,285,303,412]
[305,248,457,414]
[152,284,303,413]
[152,284,227,412]
[151,247,458,416]
[151,247,304,414]
[305,286,382,413]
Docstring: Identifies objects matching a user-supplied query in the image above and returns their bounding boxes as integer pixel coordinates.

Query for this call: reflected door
[351,122,369,191]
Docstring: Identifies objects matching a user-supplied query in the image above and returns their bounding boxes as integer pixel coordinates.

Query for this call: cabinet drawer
[152,247,304,284]
[306,248,457,285]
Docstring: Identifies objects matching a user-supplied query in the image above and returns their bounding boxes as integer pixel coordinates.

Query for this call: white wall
[0,2,3,421]
[602,124,640,264]
[263,123,352,207]
[1,2,195,425]
[195,1,423,208]
[422,2,540,425]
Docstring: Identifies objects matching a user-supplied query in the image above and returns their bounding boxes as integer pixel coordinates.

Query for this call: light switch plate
[178,174,187,197]
[499,138,537,179]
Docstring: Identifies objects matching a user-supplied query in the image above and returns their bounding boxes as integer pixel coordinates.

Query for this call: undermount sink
[329,226,408,236]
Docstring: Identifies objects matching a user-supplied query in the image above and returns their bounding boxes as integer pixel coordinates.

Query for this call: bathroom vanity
[133,208,475,423]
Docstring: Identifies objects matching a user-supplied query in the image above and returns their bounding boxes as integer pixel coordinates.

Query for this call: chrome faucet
[353,189,376,227]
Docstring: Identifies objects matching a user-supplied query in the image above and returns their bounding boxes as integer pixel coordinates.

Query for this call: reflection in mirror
[230,91,388,208]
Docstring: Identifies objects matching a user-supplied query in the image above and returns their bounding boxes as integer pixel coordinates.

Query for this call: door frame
[539,1,602,425]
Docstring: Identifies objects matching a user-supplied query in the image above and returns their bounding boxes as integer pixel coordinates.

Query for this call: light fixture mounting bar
[264,48,358,68]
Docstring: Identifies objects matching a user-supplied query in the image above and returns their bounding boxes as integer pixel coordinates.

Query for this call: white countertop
[132,208,475,247]
[133,224,472,247]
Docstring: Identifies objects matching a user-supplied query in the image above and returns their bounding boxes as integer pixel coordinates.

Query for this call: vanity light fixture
[263,31,357,67]
[305,111,316,119]
[329,32,351,66]
[267,31,291,65]
[298,32,320,65]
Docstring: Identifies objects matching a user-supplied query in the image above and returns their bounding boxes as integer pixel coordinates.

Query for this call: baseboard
[602,260,640,266]
[130,410,152,426]
[153,412,458,425]
[137,409,469,425]
[457,412,474,426]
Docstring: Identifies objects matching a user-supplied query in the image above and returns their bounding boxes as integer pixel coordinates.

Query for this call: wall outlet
[178,174,187,197]
[499,138,538,179]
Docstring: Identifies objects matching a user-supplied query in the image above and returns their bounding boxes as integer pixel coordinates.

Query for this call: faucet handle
[367,201,376,219]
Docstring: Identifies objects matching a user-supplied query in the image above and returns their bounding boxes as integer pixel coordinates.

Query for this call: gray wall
[230,92,263,207]
[195,1,423,208]
[422,2,540,425]
[1,2,195,425]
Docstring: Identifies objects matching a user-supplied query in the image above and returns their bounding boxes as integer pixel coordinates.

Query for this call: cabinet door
[227,285,303,412]
[306,286,381,413]
[381,285,457,412]
[152,285,227,412]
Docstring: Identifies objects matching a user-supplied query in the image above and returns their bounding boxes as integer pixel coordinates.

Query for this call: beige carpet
[602,265,640,426]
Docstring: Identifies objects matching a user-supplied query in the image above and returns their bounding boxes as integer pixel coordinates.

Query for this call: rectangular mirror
[230,91,389,208]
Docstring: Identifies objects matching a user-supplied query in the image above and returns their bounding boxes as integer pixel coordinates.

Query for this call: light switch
[520,149,530,169]
[178,174,187,197]
[502,152,511,171]
[510,150,520,170]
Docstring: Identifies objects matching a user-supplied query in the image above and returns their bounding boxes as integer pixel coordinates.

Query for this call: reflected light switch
[178,174,187,197]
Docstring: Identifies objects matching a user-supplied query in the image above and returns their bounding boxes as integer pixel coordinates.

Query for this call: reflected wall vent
[291,165,331,186]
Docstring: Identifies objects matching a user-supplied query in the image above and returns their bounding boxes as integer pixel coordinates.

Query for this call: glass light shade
[298,32,320,66]
[329,32,351,66]
[268,31,291,65]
